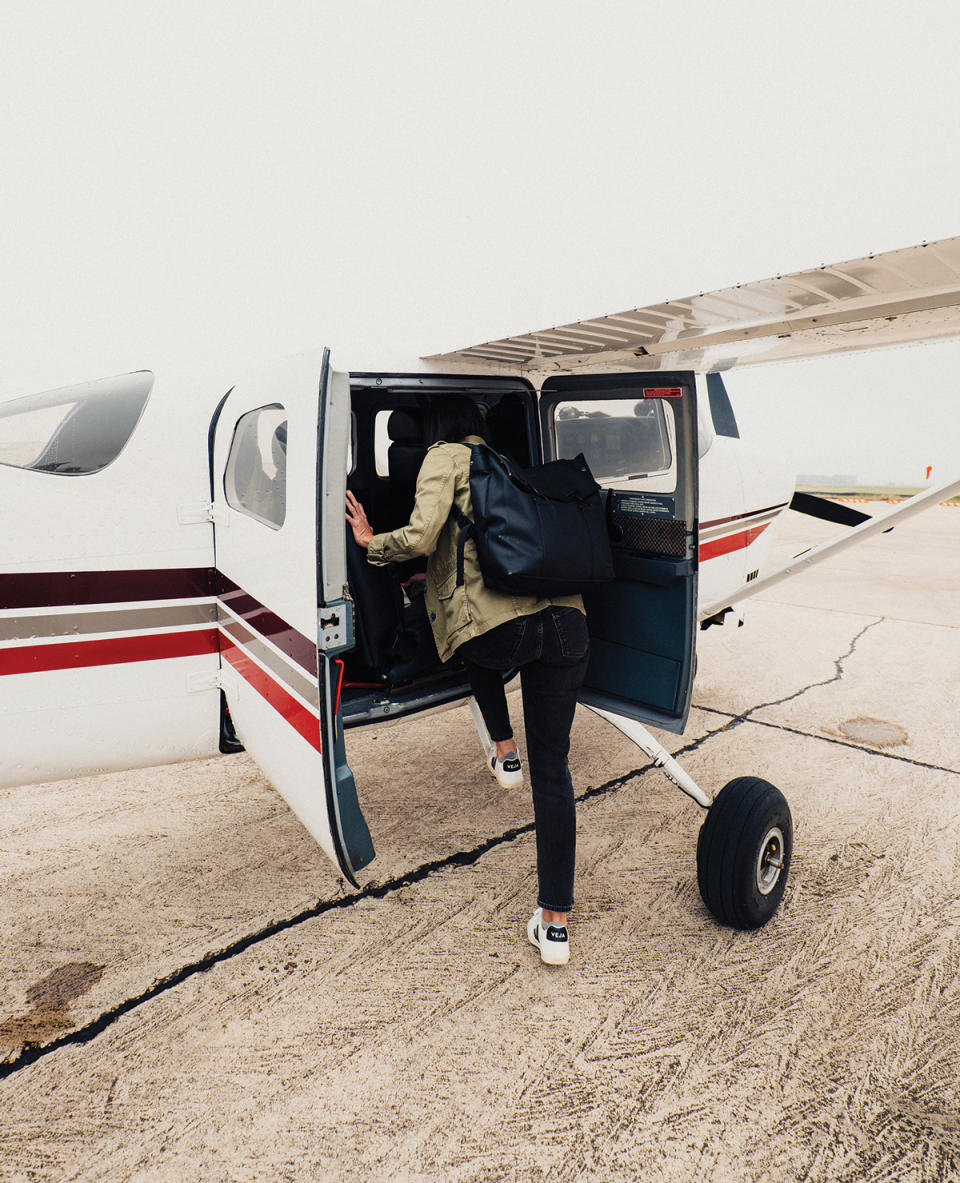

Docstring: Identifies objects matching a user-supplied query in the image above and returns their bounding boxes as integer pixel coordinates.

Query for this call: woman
[345,397,590,965]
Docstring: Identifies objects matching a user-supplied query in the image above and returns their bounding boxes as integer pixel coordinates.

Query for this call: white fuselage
[0,358,795,797]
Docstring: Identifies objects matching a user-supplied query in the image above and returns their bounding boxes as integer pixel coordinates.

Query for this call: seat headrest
[387,409,423,445]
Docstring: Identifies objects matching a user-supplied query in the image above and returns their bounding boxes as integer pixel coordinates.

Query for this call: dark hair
[427,395,487,445]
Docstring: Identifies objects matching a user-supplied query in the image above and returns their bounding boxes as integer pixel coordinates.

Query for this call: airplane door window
[553,397,677,494]
[223,404,288,529]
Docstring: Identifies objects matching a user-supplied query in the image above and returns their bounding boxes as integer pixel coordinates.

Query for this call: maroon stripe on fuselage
[700,503,789,530]
[0,567,318,679]
[0,568,215,610]
[216,574,317,676]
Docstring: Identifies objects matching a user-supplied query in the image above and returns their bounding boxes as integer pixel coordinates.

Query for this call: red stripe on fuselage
[220,633,322,753]
[0,628,219,676]
[699,522,770,562]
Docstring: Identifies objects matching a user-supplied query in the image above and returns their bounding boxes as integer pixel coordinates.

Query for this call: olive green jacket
[366,436,584,663]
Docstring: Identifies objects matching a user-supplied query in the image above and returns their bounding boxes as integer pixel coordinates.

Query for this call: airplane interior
[340,378,538,723]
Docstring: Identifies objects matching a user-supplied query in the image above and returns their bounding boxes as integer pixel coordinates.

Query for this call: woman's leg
[519,608,590,920]
[463,659,514,746]
[458,617,529,753]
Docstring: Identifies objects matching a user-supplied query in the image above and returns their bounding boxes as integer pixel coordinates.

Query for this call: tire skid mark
[0,615,931,1082]
[0,756,667,1080]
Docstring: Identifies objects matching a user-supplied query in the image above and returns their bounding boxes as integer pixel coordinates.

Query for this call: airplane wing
[698,473,960,623]
[424,236,960,374]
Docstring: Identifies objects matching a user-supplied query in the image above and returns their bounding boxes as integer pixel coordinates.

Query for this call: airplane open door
[539,372,698,734]
[210,350,374,886]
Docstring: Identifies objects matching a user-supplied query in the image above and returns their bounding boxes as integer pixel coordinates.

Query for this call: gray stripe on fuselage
[0,601,217,642]
[217,612,319,708]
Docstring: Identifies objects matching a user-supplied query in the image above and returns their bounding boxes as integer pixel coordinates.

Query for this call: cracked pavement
[1,508,959,1181]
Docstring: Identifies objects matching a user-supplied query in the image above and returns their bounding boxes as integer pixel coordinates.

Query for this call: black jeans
[458,606,590,913]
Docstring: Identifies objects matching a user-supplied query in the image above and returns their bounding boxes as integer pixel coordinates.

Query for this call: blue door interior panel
[584,638,680,711]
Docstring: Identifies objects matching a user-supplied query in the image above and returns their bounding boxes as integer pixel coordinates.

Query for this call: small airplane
[2,236,959,931]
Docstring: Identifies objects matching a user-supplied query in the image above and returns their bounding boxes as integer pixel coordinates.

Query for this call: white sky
[2,0,959,485]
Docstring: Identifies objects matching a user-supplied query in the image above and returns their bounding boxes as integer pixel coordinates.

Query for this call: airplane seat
[345,535,404,676]
[383,590,439,681]
[344,536,438,684]
[555,418,592,462]
[485,392,530,465]
[383,409,427,529]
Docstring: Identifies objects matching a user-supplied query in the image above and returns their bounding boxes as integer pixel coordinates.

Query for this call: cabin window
[374,410,392,477]
[553,396,677,493]
[348,411,357,475]
[0,372,152,475]
[224,404,287,529]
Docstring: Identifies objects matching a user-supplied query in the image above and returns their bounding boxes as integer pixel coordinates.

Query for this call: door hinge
[177,502,230,526]
[317,599,355,655]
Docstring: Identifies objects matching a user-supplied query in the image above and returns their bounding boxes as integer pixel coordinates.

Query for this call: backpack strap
[450,504,475,587]
[450,442,491,587]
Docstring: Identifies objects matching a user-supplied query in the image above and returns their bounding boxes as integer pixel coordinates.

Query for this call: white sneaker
[490,751,523,789]
[527,908,570,965]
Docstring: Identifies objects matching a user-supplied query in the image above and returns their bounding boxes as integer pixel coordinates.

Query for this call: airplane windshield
[0,372,153,476]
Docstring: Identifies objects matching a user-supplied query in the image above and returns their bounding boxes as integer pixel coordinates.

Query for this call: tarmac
[2,507,959,1182]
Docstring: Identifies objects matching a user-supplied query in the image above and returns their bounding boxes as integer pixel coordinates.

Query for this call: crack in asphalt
[750,717,959,775]
[694,617,959,774]
[0,615,906,1080]
[697,703,960,774]
[692,617,883,734]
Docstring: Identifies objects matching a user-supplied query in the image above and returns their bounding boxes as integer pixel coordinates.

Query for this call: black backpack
[452,444,615,598]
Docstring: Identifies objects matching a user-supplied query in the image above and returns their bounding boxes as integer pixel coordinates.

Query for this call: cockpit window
[0,371,153,475]
[553,396,676,493]
[224,404,287,530]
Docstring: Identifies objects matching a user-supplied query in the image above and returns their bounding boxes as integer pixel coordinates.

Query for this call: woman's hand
[401,571,427,598]
[345,490,374,549]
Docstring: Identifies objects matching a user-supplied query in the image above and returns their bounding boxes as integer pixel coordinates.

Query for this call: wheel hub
[755,826,785,895]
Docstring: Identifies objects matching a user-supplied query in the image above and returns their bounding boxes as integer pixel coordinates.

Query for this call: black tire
[696,776,792,930]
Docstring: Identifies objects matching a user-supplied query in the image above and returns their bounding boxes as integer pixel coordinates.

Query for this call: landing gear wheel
[697,776,792,930]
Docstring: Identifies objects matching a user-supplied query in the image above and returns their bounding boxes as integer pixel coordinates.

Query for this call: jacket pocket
[435,568,458,601]
[435,569,472,638]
